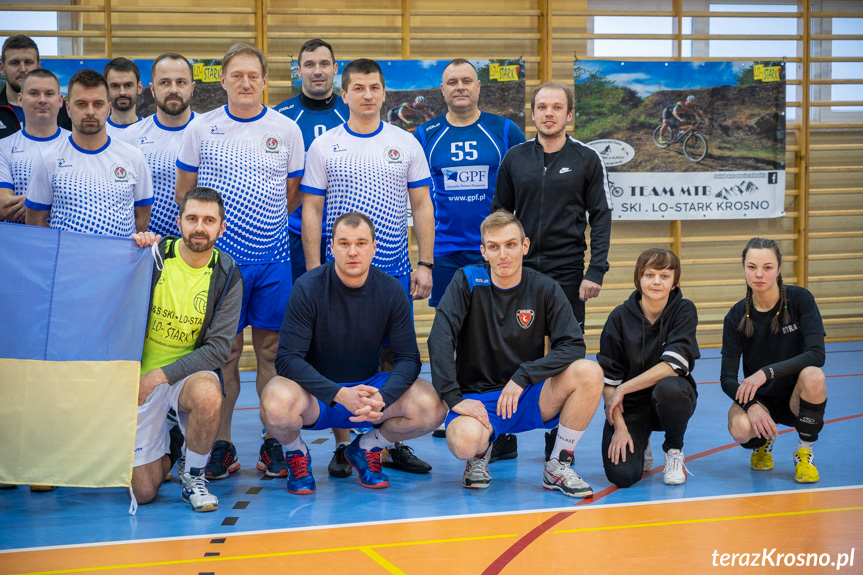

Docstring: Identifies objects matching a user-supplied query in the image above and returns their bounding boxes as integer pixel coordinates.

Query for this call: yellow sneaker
[750,439,774,471]
[793,447,819,483]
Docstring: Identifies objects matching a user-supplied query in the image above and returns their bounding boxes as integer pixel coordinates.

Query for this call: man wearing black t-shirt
[260,212,446,494]
[428,210,604,497]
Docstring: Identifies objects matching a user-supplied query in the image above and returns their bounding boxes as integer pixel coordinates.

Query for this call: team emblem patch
[517,309,535,329]
[112,164,129,182]
[263,134,282,153]
[385,146,403,163]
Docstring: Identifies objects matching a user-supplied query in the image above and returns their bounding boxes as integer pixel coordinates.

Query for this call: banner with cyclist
[290,58,526,133]
[573,60,786,220]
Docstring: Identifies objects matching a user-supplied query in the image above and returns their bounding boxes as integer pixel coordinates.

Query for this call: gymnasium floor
[2,343,861,574]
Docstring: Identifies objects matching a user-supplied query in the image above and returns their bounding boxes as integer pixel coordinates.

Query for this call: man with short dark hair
[176,43,305,482]
[121,53,196,238]
[103,57,143,132]
[130,187,243,512]
[25,69,153,235]
[0,34,72,139]
[261,212,446,494]
[0,69,69,222]
[428,210,604,497]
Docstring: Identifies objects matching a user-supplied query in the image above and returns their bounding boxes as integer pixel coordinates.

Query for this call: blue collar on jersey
[69,134,111,155]
[344,120,383,138]
[154,111,195,132]
[21,127,62,142]
[224,105,267,123]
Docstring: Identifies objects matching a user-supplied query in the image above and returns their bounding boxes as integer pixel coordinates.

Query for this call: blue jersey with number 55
[415,111,524,256]
[275,94,350,235]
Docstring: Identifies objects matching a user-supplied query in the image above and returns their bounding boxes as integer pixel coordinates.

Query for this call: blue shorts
[305,372,389,431]
[289,231,326,286]
[430,250,483,307]
[237,262,292,332]
[444,381,559,443]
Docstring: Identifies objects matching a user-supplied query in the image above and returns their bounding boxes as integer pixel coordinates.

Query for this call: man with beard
[0,69,69,223]
[0,35,72,139]
[122,53,196,238]
[103,57,143,134]
[130,187,243,511]
[25,69,153,235]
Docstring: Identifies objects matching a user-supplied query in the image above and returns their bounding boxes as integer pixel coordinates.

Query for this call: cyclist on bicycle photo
[658,95,707,145]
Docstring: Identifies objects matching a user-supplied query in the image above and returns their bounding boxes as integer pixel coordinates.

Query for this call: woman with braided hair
[721,237,827,483]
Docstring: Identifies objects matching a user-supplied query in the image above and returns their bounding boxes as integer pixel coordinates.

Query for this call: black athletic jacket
[491,136,612,285]
[597,287,700,404]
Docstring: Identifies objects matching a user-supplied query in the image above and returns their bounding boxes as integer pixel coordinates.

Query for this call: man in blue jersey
[0,69,69,223]
[104,58,143,134]
[273,39,348,286]
[176,43,305,482]
[261,212,446,494]
[122,53,196,238]
[25,69,153,235]
[415,58,526,454]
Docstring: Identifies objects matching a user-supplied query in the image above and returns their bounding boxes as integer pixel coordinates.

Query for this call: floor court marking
[553,505,863,534]
[360,547,407,575]
[481,511,575,575]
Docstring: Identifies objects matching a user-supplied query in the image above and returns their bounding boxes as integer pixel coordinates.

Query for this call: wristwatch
[417,261,434,270]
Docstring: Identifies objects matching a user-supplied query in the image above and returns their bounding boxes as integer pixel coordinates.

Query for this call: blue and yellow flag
[0,223,152,487]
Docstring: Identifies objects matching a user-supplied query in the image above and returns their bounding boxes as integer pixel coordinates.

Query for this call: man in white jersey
[25,69,153,236]
[130,187,243,512]
[122,53,196,238]
[176,43,305,481]
[301,58,435,301]
[104,57,143,134]
[0,69,69,223]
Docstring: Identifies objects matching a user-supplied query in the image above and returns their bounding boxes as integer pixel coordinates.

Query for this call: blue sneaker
[205,440,240,480]
[285,449,316,495]
[344,435,389,489]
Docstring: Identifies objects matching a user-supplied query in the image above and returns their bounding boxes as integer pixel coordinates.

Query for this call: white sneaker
[663,449,687,485]
[643,439,654,472]
[181,469,219,512]
[462,448,493,489]
[543,455,593,498]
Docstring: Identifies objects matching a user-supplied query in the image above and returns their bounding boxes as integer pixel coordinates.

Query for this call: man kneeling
[261,212,446,493]
[428,210,603,497]
[131,187,243,511]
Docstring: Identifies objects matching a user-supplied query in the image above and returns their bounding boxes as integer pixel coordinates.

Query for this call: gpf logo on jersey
[443,166,490,191]
[57,158,71,168]
[11,146,23,154]
[385,146,403,163]
[209,125,224,135]
[138,136,155,146]
[112,164,130,182]
[262,134,282,153]
[517,309,535,329]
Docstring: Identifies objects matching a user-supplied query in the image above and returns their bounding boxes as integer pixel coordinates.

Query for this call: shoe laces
[333,444,348,463]
[263,440,284,463]
[286,453,311,478]
[761,439,774,454]
[364,449,383,473]
[795,447,814,465]
[392,444,416,461]
[466,452,490,475]
[210,443,233,465]
[187,473,210,496]
[666,450,693,477]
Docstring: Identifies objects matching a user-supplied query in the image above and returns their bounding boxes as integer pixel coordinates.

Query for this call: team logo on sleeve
[517,309,535,329]
[112,163,130,182]
[385,146,403,163]
[262,134,282,153]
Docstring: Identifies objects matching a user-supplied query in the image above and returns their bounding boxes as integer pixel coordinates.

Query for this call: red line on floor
[481,511,576,575]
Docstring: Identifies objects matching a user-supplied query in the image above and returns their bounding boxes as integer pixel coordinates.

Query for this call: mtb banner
[573,60,786,220]
[289,58,526,133]
[38,58,227,115]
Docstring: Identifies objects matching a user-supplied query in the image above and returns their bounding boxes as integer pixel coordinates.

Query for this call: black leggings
[601,376,697,488]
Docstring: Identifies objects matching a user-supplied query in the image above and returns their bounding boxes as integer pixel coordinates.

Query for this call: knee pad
[741,437,767,450]
[796,398,826,442]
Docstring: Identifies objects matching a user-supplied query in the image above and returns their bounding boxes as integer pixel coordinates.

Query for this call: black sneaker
[432,423,446,438]
[545,427,558,462]
[381,442,432,473]
[257,438,288,478]
[328,444,352,478]
[205,440,240,479]
[489,433,518,463]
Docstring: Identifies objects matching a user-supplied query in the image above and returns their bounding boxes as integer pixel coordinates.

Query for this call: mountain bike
[653,121,708,162]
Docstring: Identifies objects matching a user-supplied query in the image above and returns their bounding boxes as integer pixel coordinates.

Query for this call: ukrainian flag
[0,223,152,488]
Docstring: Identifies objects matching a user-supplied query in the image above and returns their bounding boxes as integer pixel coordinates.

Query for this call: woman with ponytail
[721,238,827,483]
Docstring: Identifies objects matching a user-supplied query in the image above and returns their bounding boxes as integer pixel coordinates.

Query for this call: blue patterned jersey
[0,127,70,223]
[274,94,349,235]
[300,121,432,277]
[414,111,524,256]
[25,135,154,236]
[176,105,305,264]
[120,113,195,238]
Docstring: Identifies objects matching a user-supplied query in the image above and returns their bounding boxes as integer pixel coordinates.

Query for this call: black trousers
[601,376,697,488]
